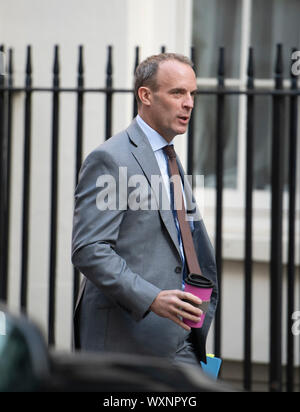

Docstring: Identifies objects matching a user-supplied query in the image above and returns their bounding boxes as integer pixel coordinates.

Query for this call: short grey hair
[134,53,194,105]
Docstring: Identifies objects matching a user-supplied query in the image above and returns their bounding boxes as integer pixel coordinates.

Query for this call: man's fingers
[182,291,202,305]
[169,314,191,331]
[168,296,202,322]
[150,289,203,330]
[171,294,202,318]
[172,305,202,322]
[179,300,202,316]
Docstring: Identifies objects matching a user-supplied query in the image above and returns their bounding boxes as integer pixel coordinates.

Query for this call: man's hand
[150,289,203,331]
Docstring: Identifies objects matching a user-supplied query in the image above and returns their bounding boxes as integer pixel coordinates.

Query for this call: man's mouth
[177,115,190,124]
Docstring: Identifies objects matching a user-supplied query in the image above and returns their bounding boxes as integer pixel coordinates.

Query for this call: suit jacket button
[175,266,182,273]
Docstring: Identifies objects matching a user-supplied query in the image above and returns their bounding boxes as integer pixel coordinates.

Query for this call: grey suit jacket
[72,119,218,363]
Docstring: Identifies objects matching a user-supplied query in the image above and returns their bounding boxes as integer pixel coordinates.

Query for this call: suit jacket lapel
[126,120,181,258]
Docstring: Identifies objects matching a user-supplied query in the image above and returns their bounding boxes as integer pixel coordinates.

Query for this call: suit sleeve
[71,148,160,321]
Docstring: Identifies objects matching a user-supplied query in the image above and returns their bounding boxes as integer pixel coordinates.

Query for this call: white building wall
[1,0,133,350]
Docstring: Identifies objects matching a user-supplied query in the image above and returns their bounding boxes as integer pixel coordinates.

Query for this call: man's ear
[138,86,152,106]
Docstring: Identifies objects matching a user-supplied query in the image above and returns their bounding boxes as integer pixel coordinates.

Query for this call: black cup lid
[185,273,214,288]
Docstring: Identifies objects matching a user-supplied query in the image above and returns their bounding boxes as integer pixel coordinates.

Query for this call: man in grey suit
[72,53,218,366]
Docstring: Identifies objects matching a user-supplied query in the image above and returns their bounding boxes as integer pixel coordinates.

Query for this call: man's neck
[137,112,173,143]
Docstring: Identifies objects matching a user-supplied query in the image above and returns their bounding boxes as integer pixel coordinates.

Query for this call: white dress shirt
[136,114,172,201]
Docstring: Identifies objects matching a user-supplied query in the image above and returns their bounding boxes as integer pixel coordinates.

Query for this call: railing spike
[247,47,254,89]
[274,43,283,89]
[25,45,32,88]
[217,47,225,87]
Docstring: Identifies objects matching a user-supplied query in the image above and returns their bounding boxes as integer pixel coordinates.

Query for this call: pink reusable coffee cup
[183,273,214,328]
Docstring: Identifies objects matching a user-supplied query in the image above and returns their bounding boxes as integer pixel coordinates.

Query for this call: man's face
[146,60,197,141]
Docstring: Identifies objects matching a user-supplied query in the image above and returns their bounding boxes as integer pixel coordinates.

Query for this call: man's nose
[183,94,194,109]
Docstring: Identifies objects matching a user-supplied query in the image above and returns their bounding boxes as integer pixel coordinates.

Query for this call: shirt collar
[136,114,173,152]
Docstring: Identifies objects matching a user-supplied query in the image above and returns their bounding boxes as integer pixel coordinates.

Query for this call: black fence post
[3,49,14,304]
[244,47,255,391]
[187,46,196,179]
[75,45,84,183]
[2,48,14,303]
[20,45,32,313]
[214,47,225,358]
[0,44,8,302]
[73,45,84,310]
[105,45,113,140]
[48,45,60,346]
[286,47,298,392]
[133,46,139,118]
[269,43,284,392]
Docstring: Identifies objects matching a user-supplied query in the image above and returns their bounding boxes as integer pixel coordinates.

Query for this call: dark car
[0,305,236,393]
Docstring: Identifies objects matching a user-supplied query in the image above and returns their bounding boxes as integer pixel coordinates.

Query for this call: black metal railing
[0,44,299,392]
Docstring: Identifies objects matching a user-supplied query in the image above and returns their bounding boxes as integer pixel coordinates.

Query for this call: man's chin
[175,126,188,135]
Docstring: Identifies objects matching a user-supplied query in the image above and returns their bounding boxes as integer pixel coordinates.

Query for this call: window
[192,0,300,261]
[192,0,300,191]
